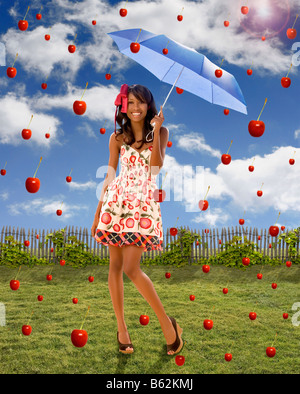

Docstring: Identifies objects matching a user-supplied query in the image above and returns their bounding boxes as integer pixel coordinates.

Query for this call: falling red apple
[56,209,62,216]
[247,69,253,75]
[73,298,78,304]
[177,15,183,21]
[221,154,231,165]
[286,260,292,267]
[257,190,263,197]
[225,353,232,362]
[22,129,32,140]
[283,313,289,319]
[224,20,229,27]
[269,226,279,237]
[258,236,261,240]
[153,189,166,202]
[105,73,111,80]
[281,77,291,88]
[18,20,28,31]
[224,109,229,115]
[45,133,50,139]
[1,169,6,176]
[248,120,265,137]
[100,128,106,134]
[170,227,178,236]
[286,28,297,39]
[167,141,172,147]
[215,69,223,78]
[36,13,42,20]
[36,234,39,239]
[202,265,210,273]
[10,280,20,291]
[66,176,72,183]
[119,8,127,17]
[271,283,277,289]
[281,226,285,231]
[41,83,47,90]
[165,272,171,279]
[130,42,140,53]
[198,199,209,211]
[25,177,40,193]
[249,312,257,320]
[68,44,76,53]
[7,67,17,78]
[189,295,195,301]
[261,36,266,41]
[242,257,250,266]
[241,6,249,14]
[73,100,87,115]
[24,240,30,247]
[239,219,245,225]
[45,34,50,41]
[266,346,276,358]
[22,325,32,336]
[257,273,263,280]
[92,20,96,25]
[222,288,228,294]
[60,259,66,266]
[205,229,209,233]
[46,274,52,281]
[203,319,213,330]
[139,314,149,325]
[71,329,88,347]
[37,295,43,301]
[248,165,254,172]
[162,48,168,55]
[88,276,94,282]
[289,158,295,165]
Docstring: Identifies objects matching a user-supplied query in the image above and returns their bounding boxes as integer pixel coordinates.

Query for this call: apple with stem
[199,186,210,211]
[269,212,280,237]
[71,306,90,347]
[73,82,88,115]
[36,6,43,20]
[170,217,179,236]
[22,114,33,140]
[1,161,7,176]
[215,59,224,78]
[286,14,298,39]
[153,188,166,202]
[257,183,264,197]
[7,53,18,79]
[239,210,246,225]
[26,157,42,193]
[130,29,142,53]
[66,168,73,182]
[56,202,63,216]
[18,6,30,31]
[221,140,233,165]
[177,8,184,21]
[248,98,267,137]
[68,33,77,53]
[139,314,149,325]
[22,311,34,336]
[281,63,292,88]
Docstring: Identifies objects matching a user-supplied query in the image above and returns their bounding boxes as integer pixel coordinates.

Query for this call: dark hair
[115,84,157,149]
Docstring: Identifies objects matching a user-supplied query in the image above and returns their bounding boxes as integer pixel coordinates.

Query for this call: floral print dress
[95,142,164,252]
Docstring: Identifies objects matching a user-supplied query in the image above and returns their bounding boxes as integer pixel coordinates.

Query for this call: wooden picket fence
[0,225,298,264]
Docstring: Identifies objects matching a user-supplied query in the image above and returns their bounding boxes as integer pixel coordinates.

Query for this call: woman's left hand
[150,106,164,133]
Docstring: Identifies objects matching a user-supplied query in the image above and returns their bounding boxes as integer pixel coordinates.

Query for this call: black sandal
[166,316,183,355]
[117,332,134,354]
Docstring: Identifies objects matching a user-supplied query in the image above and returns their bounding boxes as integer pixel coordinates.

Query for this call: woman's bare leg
[108,245,133,352]
[122,245,178,354]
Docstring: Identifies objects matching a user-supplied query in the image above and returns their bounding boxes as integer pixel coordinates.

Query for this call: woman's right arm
[91,133,120,235]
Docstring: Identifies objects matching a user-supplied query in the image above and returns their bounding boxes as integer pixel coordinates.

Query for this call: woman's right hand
[91,215,100,237]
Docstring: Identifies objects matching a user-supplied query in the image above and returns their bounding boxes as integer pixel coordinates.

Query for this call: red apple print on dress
[101,212,112,225]
[140,218,152,230]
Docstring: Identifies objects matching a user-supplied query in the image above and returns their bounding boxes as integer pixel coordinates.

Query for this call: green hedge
[1,226,299,268]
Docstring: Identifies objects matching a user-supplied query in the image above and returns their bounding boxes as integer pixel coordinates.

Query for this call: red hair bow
[114,84,128,134]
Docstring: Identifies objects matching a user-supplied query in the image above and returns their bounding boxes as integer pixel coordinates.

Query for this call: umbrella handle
[150,65,185,133]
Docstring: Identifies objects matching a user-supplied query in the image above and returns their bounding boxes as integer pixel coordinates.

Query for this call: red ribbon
[114,84,128,134]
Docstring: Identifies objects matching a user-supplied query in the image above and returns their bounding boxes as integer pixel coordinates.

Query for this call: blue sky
[0,0,300,239]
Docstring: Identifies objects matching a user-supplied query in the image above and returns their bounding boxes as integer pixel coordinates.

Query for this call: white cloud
[176,131,221,158]
[7,197,88,219]
[68,180,98,190]
[294,129,300,139]
[0,191,9,201]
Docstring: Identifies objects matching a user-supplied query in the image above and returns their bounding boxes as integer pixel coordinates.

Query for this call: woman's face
[126,92,148,123]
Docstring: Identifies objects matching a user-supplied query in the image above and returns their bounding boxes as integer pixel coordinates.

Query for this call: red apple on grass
[37,295,43,301]
[203,319,213,330]
[225,353,232,361]
[73,298,78,304]
[249,312,257,320]
[202,264,210,273]
[88,276,94,282]
[10,280,20,290]
[175,355,185,366]
[60,259,65,266]
[139,314,149,325]
[257,273,263,280]
[266,346,276,357]
[46,274,52,281]
[22,325,32,336]
[189,295,195,301]
[222,288,228,294]
[271,283,277,289]
[165,272,171,279]
[283,313,289,319]
[71,329,88,347]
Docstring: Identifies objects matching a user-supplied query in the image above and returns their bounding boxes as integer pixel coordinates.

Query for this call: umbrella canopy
[107,28,247,115]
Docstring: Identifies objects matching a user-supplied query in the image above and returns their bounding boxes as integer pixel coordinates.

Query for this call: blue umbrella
[107,28,247,116]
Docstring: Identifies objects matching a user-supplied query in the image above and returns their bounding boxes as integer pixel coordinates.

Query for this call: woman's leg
[108,244,132,352]
[122,244,178,354]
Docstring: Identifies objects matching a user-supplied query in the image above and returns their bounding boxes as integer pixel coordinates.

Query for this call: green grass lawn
[0,264,299,374]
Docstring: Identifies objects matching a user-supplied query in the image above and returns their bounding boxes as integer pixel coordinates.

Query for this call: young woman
[91,84,183,355]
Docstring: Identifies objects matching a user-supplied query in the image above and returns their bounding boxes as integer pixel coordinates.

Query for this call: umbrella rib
[160,61,177,83]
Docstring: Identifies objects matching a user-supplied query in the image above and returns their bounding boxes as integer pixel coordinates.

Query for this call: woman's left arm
[150,106,169,174]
